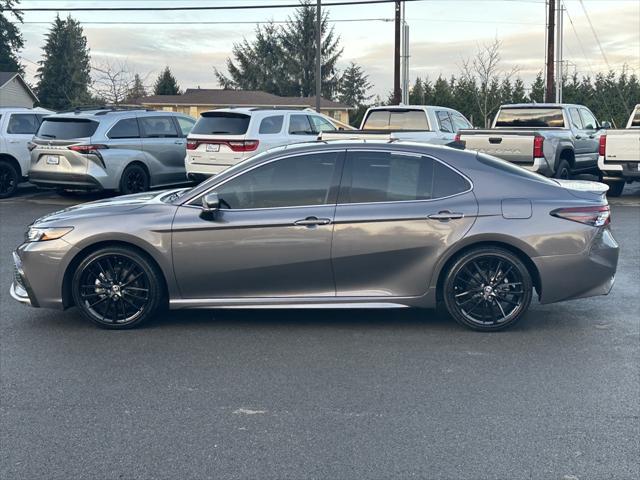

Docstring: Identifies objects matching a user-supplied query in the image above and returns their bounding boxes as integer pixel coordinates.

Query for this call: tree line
[1,0,638,127]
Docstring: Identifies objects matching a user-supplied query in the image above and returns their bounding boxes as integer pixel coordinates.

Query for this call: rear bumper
[521,157,553,176]
[534,228,619,304]
[28,171,104,190]
[598,156,640,181]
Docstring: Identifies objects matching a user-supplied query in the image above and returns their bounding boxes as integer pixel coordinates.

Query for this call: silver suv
[28,108,196,195]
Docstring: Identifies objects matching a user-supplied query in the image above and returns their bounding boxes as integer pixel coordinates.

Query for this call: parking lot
[1,184,639,479]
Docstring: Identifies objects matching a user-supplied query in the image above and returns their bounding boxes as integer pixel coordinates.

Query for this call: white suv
[185,108,338,180]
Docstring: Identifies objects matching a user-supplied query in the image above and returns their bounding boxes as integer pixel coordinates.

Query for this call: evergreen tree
[36,15,92,110]
[511,78,527,103]
[127,73,147,100]
[529,72,545,103]
[153,66,180,95]
[0,0,24,74]
[432,76,453,107]
[409,77,425,105]
[338,62,372,107]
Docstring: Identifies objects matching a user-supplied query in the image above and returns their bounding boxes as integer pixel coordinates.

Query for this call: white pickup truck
[598,104,640,197]
[319,105,473,145]
[0,107,53,198]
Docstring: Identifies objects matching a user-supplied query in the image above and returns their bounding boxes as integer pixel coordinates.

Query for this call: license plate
[206,144,220,153]
[45,155,60,165]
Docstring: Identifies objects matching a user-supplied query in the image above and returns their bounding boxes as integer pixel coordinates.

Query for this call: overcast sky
[13,0,640,97]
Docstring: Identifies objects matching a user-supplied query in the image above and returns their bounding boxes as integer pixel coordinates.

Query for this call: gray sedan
[10,141,619,331]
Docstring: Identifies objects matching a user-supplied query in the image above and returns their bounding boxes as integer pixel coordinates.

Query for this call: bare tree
[460,39,519,127]
[91,60,148,105]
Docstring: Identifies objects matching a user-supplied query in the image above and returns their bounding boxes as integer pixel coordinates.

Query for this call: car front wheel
[71,246,164,329]
[443,247,533,331]
[0,160,19,199]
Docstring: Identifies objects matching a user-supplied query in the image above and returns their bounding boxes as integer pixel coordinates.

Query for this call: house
[0,72,38,108]
[135,89,352,124]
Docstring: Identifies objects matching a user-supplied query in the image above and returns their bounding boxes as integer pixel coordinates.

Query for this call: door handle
[575,135,582,139]
[8,140,19,143]
[588,134,595,139]
[174,140,185,145]
[428,211,464,221]
[294,216,331,226]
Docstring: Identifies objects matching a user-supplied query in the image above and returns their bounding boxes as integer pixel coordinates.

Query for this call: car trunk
[459,129,538,164]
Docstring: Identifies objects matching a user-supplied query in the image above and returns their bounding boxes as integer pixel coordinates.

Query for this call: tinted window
[259,115,284,134]
[37,118,99,139]
[494,108,565,128]
[191,112,250,135]
[477,153,558,185]
[176,116,195,136]
[309,115,336,132]
[216,152,339,209]
[631,109,640,128]
[451,112,472,131]
[139,116,179,138]
[433,161,470,198]
[7,114,39,134]
[569,108,583,129]
[436,111,454,133]
[579,109,598,130]
[363,109,429,131]
[288,114,313,135]
[107,118,140,139]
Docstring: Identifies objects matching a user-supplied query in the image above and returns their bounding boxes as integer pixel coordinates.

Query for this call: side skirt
[169,297,416,310]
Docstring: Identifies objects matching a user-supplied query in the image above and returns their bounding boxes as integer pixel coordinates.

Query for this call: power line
[14,18,394,26]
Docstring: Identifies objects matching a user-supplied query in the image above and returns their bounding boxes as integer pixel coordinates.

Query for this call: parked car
[319,105,473,145]
[457,103,609,179]
[185,108,341,181]
[597,104,640,197]
[0,107,53,198]
[28,108,196,195]
[11,141,617,332]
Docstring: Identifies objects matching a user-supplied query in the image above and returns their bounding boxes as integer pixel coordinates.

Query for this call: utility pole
[393,0,402,105]
[315,0,322,112]
[555,1,564,103]
[545,0,556,103]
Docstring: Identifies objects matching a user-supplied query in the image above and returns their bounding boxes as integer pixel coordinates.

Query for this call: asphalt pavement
[1,184,639,480]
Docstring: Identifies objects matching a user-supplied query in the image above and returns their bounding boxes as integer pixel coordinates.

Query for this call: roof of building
[0,72,38,102]
[138,88,351,109]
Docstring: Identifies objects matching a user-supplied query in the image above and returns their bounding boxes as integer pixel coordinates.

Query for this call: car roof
[366,105,455,111]
[0,107,53,113]
[200,107,321,116]
[500,103,583,109]
[42,109,188,121]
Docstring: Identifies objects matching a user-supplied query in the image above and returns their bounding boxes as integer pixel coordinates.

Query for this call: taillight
[68,144,108,154]
[551,205,610,227]
[599,135,606,157]
[227,140,259,152]
[186,139,198,150]
[533,135,544,158]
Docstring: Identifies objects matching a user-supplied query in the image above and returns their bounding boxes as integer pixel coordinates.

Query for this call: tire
[0,160,19,199]
[554,159,571,180]
[443,247,533,332]
[605,181,624,197]
[71,246,164,329]
[119,164,150,195]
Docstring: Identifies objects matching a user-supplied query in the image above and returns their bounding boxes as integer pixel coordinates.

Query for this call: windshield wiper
[40,134,56,138]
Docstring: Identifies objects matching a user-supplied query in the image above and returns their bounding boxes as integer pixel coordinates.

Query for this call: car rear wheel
[119,164,149,195]
[605,180,624,197]
[0,160,19,199]
[554,159,571,180]
[443,247,533,331]
[72,246,164,329]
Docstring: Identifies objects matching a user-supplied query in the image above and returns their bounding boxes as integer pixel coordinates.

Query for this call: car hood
[33,189,188,226]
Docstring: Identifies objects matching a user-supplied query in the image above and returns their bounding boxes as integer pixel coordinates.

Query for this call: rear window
[37,118,99,139]
[630,109,640,128]
[494,108,565,128]
[476,153,557,185]
[191,112,250,135]
[363,109,429,131]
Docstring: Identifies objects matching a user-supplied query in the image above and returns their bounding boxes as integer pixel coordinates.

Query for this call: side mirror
[600,121,611,129]
[201,192,220,217]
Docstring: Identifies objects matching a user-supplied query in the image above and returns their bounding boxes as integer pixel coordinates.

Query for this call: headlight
[26,226,74,242]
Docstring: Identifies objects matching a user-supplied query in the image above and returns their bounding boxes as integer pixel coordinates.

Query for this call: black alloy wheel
[120,164,150,195]
[72,247,163,329]
[444,247,533,331]
[0,161,19,199]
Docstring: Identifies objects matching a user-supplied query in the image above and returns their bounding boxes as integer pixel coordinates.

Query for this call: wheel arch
[556,146,575,169]
[118,160,151,191]
[61,239,169,309]
[434,238,542,302]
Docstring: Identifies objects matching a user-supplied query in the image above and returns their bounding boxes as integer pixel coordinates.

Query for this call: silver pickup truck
[597,104,640,197]
[458,103,608,179]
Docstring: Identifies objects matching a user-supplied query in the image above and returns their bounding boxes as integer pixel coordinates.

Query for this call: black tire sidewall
[71,246,163,329]
[119,164,150,195]
[605,181,624,197]
[554,159,571,180]
[0,161,19,199]
[443,247,533,332]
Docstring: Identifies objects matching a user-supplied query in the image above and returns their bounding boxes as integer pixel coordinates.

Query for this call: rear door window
[309,115,336,132]
[494,108,565,128]
[436,111,454,133]
[37,118,99,139]
[288,114,313,135]
[191,112,250,135]
[258,115,284,134]
[569,108,583,129]
[7,114,39,134]
[107,118,140,139]
[139,116,180,138]
[451,112,472,131]
[579,109,598,130]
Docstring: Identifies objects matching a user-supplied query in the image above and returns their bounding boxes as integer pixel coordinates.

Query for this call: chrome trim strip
[169,297,415,309]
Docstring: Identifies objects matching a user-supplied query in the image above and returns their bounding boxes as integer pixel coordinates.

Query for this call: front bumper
[10,251,37,307]
[598,156,640,181]
[534,227,619,304]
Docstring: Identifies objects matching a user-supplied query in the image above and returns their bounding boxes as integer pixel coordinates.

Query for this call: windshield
[494,108,565,128]
[191,112,250,135]
[37,118,99,139]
